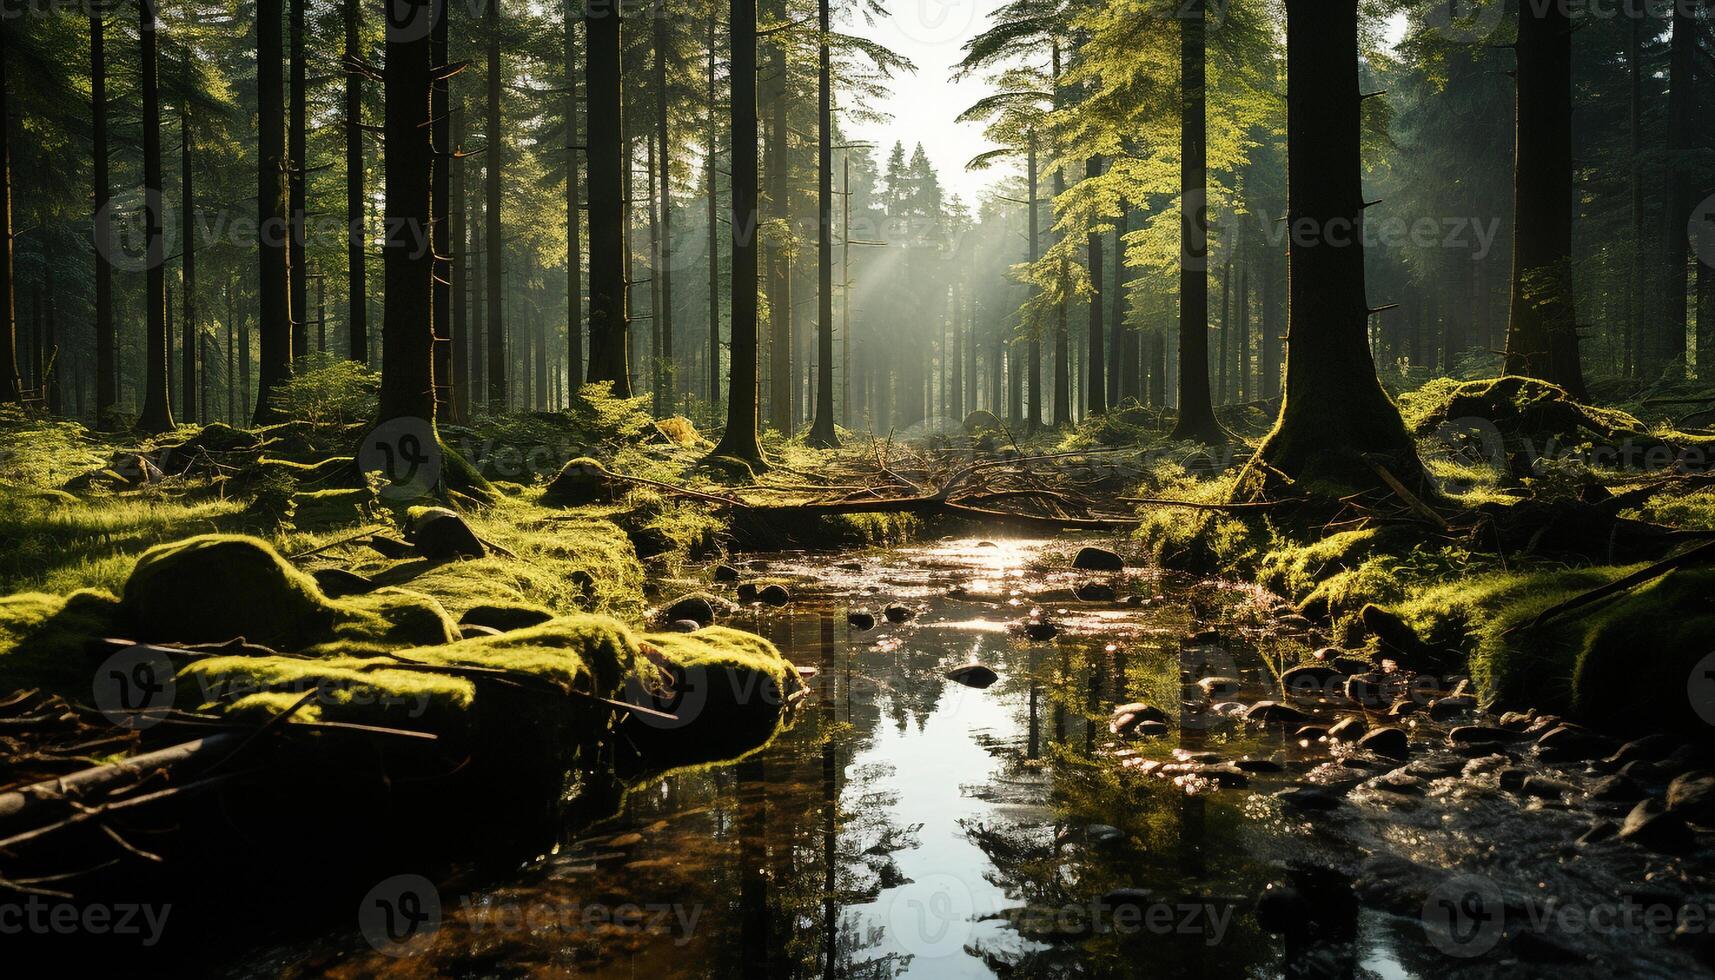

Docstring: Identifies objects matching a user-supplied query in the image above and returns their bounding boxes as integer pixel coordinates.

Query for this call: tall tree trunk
[255,0,292,421]
[712,0,764,464]
[484,0,507,405]
[1661,0,1693,373]
[344,0,367,364]
[1243,0,1424,496]
[452,97,469,419]
[1170,0,1222,443]
[1626,5,1643,378]
[648,130,663,409]
[432,5,453,419]
[707,13,721,423]
[180,94,196,424]
[90,14,114,420]
[289,0,308,362]
[138,0,173,432]
[1235,259,1249,403]
[653,5,675,413]
[764,0,791,435]
[585,0,629,394]
[566,0,583,390]
[1110,201,1127,405]
[378,0,438,427]
[1026,131,1041,430]
[1502,0,1585,397]
[1086,154,1105,415]
[807,0,838,447]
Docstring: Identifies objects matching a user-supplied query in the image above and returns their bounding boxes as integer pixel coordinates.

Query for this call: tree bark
[1026,132,1040,430]
[90,14,114,420]
[764,0,791,435]
[1243,0,1425,497]
[653,5,675,413]
[484,0,507,406]
[289,0,308,362]
[585,0,629,395]
[138,0,173,432]
[378,0,438,426]
[180,92,196,424]
[566,0,583,390]
[807,0,838,447]
[1170,0,1222,443]
[255,0,292,422]
[344,0,367,365]
[432,4,453,419]
[1086,154,1105,416]
[706,12,720,423]
[712,0,765,464]
[1502,0,1585,397]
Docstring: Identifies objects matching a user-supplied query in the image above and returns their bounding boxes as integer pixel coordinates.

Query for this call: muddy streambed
[248,537,1715,978]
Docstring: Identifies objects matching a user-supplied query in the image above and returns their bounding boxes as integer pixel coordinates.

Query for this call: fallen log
[0,733,243,826]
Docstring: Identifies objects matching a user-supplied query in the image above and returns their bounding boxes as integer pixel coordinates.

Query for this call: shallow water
[267,537,1714,978]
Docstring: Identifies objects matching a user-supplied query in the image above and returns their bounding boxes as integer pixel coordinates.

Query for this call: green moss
[1257,529,1384,599]
[628,625,804,766]
[0,589,123,693]
[121,534,338,648]
[327,587,461,651]
[289,487,378,528]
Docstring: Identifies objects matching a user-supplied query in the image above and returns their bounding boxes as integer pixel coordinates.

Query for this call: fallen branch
[1510,538,1715,634]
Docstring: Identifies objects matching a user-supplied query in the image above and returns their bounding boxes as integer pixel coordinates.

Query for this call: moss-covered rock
[541,457,620,506]
[121,534,338,648]
[0,589,123,693]
[625,625,804,767]
[459,601,556,632]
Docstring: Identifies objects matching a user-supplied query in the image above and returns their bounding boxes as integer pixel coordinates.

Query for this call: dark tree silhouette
[585,0,629,394]
[806,0,839,448]
[1085,152,1104,416]
[711,0,764,465]
[565,0,583,388]
[254,0,292,422]
[180,87,196,424]
[138,0,174,433]
[289,0,308,360]
[379,0,437,426]
[345,0,367,364]
[484,0,506,406]
[91,11,114,421]
[1169,0,1223,444]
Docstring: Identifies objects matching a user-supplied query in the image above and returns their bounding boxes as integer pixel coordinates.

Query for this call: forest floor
[3,362,1715,964]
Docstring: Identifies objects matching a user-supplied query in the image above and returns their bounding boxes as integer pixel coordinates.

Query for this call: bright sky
[841,0,1015,206]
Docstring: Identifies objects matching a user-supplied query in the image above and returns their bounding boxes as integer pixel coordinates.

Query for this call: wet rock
[408,507,487,560]
[1449,725,1526,747]
[1370,770,1425,796]
[1328,716,1367,741]
[758,584,792,607]
[1294,725,1330,741]
[1275,785,1344,810]
[459,624,504,639]
[1344,672,1395,709]
[1386,699,1419,719]
[1498,767,1529,791]
[1496,710,1535,730]
[1575,820,1617,846]
[1085,823,1125,844]
[1247,701,1316,726]
[1119,594,1147,607]
[1110,702,1171,736]
[945,584,969,598]
[1073,546,1124,571]
[1536,724,1617,762]
[883,602,916,623]
[1359,603,1442,670]
[1461,754,1511,777]
[1352,856,1440,915]
[661,593,719,627]
[1619,799,1694,853]
[1359,726,1409,760]
[1405,758,1465,779]
[1254,882,1310,936]
[1619,759,1672,783]
[1197,676,1243,699]
[1428,695,1477,721]
[712,563,741,582]
[1234,757,1284,773]
[666,619,703,633]
[1520,775,1575,800]
[311,567,376,598]
[1194,763,1250,788]
[1074,582,1117,602]
[1133,720,1170,737]
[1021,618,1058,641]
[975,540,999,549]
[946,663,1000,689]
[1186,628,1222,645]
[736,582,761,602]
[1509,929,1585,964]
[1312,647,1374,675]
[1281,664,1343,696]
[847,610,877,631]
[1605,734,1678,767]
[1209,701,1249,718]
[364,533,416,559]
[1587,774,1646,803]
[837,561,864,572]
[1666,771,1715,827]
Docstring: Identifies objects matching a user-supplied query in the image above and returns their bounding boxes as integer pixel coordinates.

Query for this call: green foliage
[271,353,380,434]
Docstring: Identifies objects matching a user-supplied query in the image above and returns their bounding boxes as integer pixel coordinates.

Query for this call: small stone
[1605,734,1678,767]
[1370,770,1425,796]
[1428,695,1476,721]
[1665,771,1715,827]
[1619,799,1694,853]
[1073,546,1124,571]
[1275,785,1343,810]
[666,619,703,633]
[1496,710,1535,730]
[1110,702,1171,736]
[1234,757,1285,773]
[1386,699,1419,719]
[1576,820,1617,846]
[1295,725,1330,741]
[409,507,486,560]
[1520,775,1575,800]
[661,593,718,627]
[1536,724,1617,762]
[1198,676,1244,699]
[837,561,864,571]
[1247,701,1316,726]
[713,563,741,582]
[1328,716,1367,741]
[1281,664,1343,697]
[1359,726,1409,760]
[884,602,916,623]
[847,610,877,631]
[1254,882,1309,936]
[1498,767,1529,791]
[1449,725,1526,746]
[975,540,999,548]
[946,663,1000,688]
[1345,673,1395,709]
[363,534,415,558]
[758,584,791,607]
[1587,774,1646,803]
[736,582,761,603]
[1022,618,1058,640]
[311,567,375,598]
[1074,582,1117,602]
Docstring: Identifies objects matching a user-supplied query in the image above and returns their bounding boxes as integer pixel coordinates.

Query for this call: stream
[250,537,1715,978]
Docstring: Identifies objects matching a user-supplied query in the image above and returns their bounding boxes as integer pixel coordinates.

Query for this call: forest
[2,0,1715,974]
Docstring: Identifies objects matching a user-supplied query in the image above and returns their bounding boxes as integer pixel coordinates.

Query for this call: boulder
[541,456,620,506]
[712,563,742,582]
[946,663,1000,689]
[1247,701,1316,726]
[1328,716,1367,741]
[661,593,720,628]
[1074,582,1117,602]
[409,507,486,560]
[1110,702,1170,736]
[884,602,916,623]
[758,584,791,607]
[1666,771,1715,827]
[1619,799,1694,853]
[311,567,376,598]
[847,610,877,631]
[1073,547,1124,571]
[1359,727,1409,760]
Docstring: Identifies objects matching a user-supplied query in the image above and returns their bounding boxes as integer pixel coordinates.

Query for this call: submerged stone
[1075,582,1117,601]
[847,610,877,631]
[884,602,916,623]
[759,584,791,607]
[1073,547,1124,571]
[946,663,1000,688]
